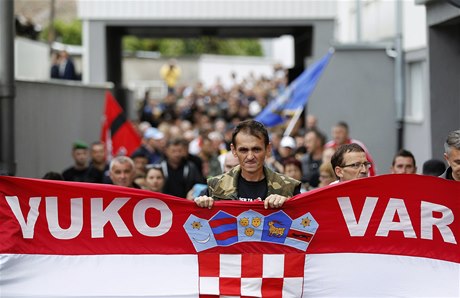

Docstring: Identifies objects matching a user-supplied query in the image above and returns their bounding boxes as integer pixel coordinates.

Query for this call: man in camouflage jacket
[194,120,301,209]
[207,165,300,201]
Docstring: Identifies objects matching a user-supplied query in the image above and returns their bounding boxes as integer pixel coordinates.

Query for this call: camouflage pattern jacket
[207,165,301,201]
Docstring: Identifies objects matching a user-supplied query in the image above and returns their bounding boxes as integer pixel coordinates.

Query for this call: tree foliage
[41,20,263,56]
[40,20,82,45]
[124,36,263,56]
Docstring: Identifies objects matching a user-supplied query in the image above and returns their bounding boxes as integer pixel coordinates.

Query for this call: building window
[405,60,425,122]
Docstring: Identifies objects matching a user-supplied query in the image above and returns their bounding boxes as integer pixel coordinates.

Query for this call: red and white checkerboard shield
[198,253,305,298]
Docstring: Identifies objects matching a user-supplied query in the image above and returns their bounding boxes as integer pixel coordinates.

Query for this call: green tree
[123,36,263,57]
[123,36,160,52]
[41,20,263,57]
[40,19,82,45]
[158,39,186,56]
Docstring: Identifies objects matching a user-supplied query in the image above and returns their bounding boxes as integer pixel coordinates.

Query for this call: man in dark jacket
[161,137,205,198]
[58,50,78,80]
[62,141,89,182]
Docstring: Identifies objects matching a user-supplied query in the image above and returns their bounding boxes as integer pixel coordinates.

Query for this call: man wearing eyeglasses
[330,143,371,183]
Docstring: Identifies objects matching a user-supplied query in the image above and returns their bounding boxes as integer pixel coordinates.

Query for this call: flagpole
[283,107,303,136]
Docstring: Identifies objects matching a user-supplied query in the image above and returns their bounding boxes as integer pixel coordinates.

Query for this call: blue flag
[255,50,333,127]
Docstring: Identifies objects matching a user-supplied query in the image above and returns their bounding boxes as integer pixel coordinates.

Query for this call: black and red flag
[101,91,141,159]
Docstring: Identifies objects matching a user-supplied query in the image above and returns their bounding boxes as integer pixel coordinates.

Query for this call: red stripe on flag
[209,217,236,228]
[213,229,238,241]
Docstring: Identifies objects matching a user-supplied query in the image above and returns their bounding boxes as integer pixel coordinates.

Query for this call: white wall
[335,0,426,51]
[261,36,294,69]
[78,0,337,20]
[15,37,50,80]
[403,1,427,51]
[270,35,294,69]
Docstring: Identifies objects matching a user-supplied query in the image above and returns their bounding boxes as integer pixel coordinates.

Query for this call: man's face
[231,132,269,177]
[154,138,166,152]
[278,146,293,158]
[335,151,369,182]
[73,149,89,167]
[332,126,348,145]
[307,115,317,129]
[146,138,156,148]
[91,144,106,164]
[133,157,148,176]
[201,139,214,156]
[305,132,319,154]
[444,147,460,181]
[284,164,302,181]
[391,156,416,174]
[166,144,186,165]
[110,162,135,187]
[223,154,240,173]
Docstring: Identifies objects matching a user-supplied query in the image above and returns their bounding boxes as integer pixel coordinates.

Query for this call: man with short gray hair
[440,129,460,181]
[109,156,139,188]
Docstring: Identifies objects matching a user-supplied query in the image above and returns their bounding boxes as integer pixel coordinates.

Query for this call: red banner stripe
[213,229,238,241]
[209,217,236,228]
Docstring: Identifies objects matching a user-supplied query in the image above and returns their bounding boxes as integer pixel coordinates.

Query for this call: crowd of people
[45,65,459,207]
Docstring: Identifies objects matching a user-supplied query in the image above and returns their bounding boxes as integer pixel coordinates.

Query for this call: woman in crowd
[283,157,308,193]
[144,165,166,193]
[318,162,335,187]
